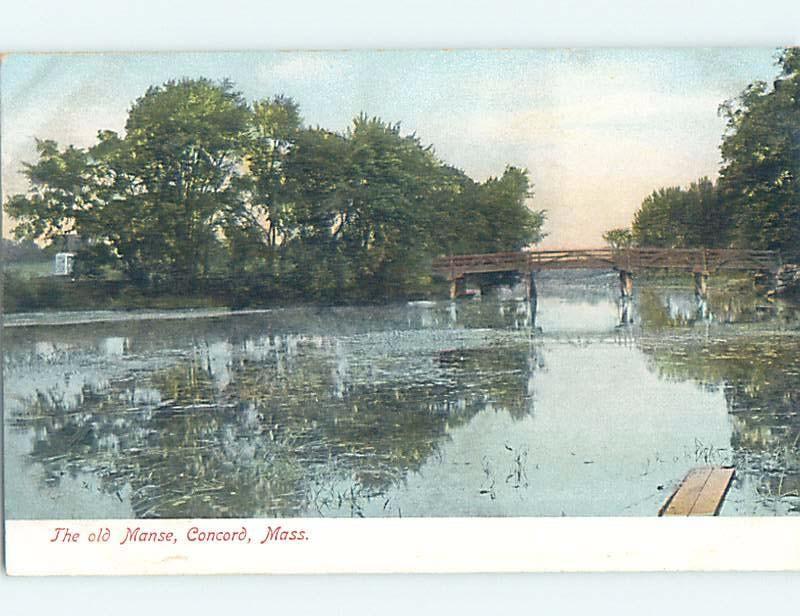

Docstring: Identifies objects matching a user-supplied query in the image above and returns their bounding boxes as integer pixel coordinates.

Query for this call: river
[4,270,800,518]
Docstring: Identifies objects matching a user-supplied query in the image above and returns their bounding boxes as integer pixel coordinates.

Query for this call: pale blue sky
[1,49,782,247]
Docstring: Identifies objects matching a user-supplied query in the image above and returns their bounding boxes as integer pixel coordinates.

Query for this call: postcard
[2,49,800,575]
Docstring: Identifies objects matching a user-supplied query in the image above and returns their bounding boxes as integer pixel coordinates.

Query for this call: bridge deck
[433,248,779,279]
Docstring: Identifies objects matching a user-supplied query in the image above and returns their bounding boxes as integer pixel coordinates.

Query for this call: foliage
[631,177,730,248]
[5,78,545,303]
[630,48,800,258]
[1,238,46,263]
[718,48,800,259]
[602,227,633,249]
[7,79,251,286]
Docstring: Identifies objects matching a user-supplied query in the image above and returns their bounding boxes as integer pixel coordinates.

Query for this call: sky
[0,49,782,248]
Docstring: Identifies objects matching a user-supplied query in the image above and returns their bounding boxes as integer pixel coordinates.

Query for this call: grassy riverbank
[633,270,760,292]
[2,264,785,315]
[1,270,444,314]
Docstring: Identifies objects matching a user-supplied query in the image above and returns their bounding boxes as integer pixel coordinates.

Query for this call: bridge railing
[432,248,780,277]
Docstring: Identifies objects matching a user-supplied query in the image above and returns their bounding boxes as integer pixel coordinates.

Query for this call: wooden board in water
[659,467,735,516]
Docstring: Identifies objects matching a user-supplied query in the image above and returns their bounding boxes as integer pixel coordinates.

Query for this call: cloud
[258,53,348,82]
[455,90,724,147]
[2,50,775,246]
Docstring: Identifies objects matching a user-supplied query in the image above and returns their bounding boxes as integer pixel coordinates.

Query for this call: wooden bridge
[433,248,781,299]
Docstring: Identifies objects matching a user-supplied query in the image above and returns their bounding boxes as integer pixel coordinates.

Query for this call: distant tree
[632,177,730,248]
[602,228,633,249]
[718,48,800,258]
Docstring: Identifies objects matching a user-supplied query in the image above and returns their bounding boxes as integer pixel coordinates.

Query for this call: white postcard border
[5,517,800,575]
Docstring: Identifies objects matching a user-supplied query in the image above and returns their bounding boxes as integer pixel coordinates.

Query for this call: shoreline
[1,306,279,328]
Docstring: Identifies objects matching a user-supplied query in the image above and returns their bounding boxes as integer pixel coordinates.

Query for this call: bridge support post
[523,270,538,326]
[450,276,466,300]
[619,270,634,299]
[693,271,709,299]
[527,270,538,305]
[531,272,538,328]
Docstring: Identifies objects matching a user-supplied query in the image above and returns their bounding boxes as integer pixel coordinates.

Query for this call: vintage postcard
[2,49,800,575]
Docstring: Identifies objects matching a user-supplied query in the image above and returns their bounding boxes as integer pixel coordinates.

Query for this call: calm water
[4,271,800,518]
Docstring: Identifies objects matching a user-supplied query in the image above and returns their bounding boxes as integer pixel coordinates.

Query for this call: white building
[53,252,76,276]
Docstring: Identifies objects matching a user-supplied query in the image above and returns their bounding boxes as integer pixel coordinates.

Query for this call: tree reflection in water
[636,287,800,514]
[10,323,539,518]
[7,279,800,518]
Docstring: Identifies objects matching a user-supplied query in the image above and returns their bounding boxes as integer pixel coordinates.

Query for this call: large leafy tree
[223,95,303,278]
[5,140,98,242]
[6,78,545,300]
[279,117,545,298]
[430,166,544,256]
[339,115,442,290]
[631,177,729,248]
[278,115,447,297]
[8,78,251,285]
[115,78,251,283]
[245,95,303,249]
[279,127,352,296]
[471,166,544,252]
[718,48,800,258]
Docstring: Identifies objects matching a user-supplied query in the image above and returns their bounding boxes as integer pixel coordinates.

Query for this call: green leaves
[4,77,545,300]
[5,139,96,241]
[626,49,800,257]
[603,228,633,249]
[718,49,800,258]
[632,177,730,248]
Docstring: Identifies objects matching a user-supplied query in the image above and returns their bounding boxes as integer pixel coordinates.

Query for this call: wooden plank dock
[658,467,735,516]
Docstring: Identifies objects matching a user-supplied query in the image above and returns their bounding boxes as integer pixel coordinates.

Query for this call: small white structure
[53,252,76,276]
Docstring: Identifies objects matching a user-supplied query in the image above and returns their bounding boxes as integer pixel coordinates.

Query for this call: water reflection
[4,271,800,517]
[6,313,540,518]
[641,335,800,514]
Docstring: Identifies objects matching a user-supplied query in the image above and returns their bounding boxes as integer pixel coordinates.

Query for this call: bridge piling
[619,298,633,325]
[526,271,538,327]
[524,271,537,303]
[450,276,466,300]
[693,271,709,299]
[619,270,634,299]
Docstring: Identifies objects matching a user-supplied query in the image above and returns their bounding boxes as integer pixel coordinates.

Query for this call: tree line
[5,78,545,301]
[605,48,800,260]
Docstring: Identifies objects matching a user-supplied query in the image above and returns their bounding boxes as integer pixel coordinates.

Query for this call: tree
[4,140,97,242]
[469,166,545,253]
[631,178,729,248]
[5,77,545,302]
[7,79,251,286]
[718,48,800,258]
[116,78,251,284]
[279,127,352,296]
[281,115,449,297]
[603,228,633,249]
[245,95,303,250]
